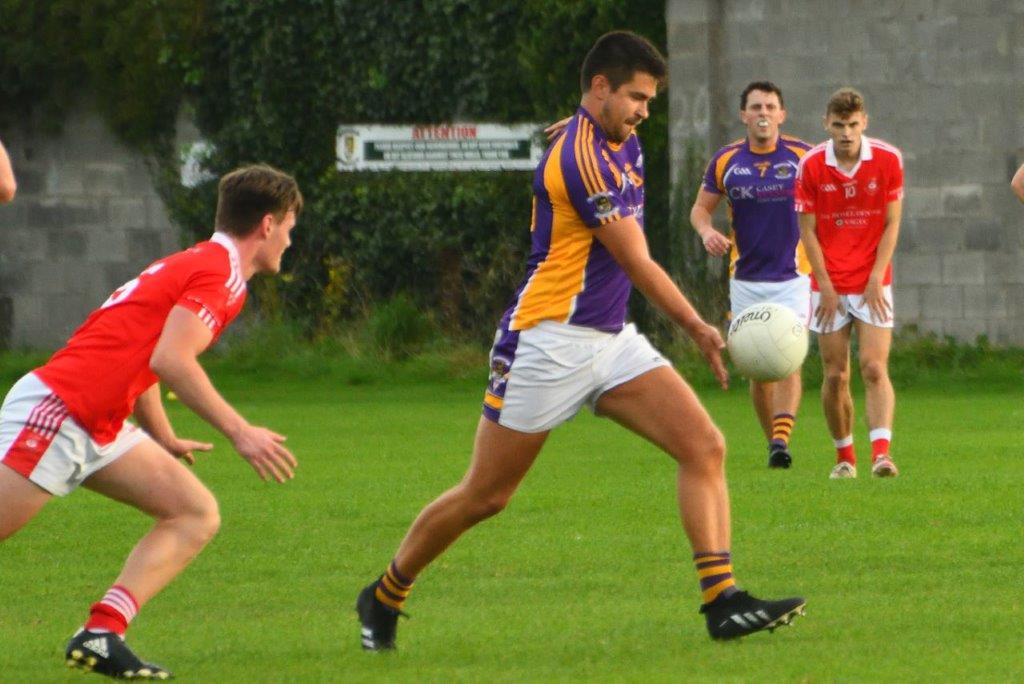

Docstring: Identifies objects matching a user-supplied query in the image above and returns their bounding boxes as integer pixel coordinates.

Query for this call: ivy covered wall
[2,0,686,343]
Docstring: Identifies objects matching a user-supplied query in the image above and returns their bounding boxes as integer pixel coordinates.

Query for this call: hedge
[3,0,703,342]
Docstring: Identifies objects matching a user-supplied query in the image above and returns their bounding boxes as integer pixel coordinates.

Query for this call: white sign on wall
[336,124,544,172]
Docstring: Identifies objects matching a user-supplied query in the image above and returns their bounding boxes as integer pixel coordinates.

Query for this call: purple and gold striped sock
[770,413,795,450]
[375,560,415,611]
[694,551,738,604]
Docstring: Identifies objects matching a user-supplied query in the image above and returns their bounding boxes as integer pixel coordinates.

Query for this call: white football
[727,303,809,382]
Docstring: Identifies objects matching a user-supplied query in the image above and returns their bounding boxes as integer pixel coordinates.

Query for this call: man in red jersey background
[0,164,301,679]
[796,88,903,480]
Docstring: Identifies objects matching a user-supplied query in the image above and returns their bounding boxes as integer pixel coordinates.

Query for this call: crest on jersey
[866,178,879,195]
[774,162,794,179]
[589,192,618,220]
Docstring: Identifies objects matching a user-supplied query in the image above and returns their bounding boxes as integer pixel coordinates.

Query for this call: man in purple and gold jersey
[356,32,805,649]
[690,82,812,470]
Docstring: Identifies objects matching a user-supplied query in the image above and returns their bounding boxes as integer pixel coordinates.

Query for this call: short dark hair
[215,164,303,236]
[740,81,785,110]
[826,87,866,118]
[580,31,667,93]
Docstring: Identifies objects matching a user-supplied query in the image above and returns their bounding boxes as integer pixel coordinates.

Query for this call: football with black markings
[727,303,808,382]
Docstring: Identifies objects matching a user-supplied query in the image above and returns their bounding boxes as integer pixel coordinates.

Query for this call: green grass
[2,370,1023,682]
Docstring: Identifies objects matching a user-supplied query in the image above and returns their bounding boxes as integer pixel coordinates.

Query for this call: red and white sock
[834,435,855,465]
[84,585,139,636]
[870,428,892,462]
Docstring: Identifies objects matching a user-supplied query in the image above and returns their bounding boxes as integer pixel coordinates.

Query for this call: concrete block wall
[668,0,1024,343]
[0,111,179,349]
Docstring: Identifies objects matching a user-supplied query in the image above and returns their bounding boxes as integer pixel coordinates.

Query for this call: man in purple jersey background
[355,32,805,651]
[690,82,812,470]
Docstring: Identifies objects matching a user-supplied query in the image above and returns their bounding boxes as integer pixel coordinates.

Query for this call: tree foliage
[0,0,201,150]
[3,0,683,341]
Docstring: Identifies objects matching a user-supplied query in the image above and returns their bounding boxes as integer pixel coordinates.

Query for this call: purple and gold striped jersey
[702,135,812,282]
[501,107,643,334]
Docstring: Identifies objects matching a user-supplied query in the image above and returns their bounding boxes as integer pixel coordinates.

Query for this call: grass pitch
[2,370,1022,682]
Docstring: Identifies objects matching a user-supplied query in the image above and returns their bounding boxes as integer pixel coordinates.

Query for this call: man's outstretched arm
[594,216,729,389]
[133,383,213,465]
[150,306,297,482]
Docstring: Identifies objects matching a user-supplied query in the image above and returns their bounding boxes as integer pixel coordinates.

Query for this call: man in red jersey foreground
[796,88,903,479]
[0,164,301,679]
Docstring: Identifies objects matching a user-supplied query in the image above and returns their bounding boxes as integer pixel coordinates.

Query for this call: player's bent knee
[181,509,219,550]
[198,505,221,544]
[704,428,727,469]
[475,496,511,522]
[169,488,220,548]
[464,491,513,523]
[193,496,221,545]
[671,426,726,472]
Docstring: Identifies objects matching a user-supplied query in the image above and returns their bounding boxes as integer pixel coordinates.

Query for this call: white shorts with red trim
[809,285,895,333]
[0,373,150,496]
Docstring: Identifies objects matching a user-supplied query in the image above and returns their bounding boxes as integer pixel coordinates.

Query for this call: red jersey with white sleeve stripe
[794,137,903,293]
[34,233,247,445]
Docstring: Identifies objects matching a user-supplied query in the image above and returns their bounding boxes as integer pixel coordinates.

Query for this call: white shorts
[0,373,150,496]
[809,286,895,333]
[730,276,812,326]
[483,321,670,433]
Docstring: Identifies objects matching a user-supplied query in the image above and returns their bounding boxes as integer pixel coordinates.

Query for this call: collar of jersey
[576,106,626,152]
[825,137,873,169]
[210,231,244,276]
[745,137,778,155]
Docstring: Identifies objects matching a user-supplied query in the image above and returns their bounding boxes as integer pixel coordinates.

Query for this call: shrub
[366,295,436,361]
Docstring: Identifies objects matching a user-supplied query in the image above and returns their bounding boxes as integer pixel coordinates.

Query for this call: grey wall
[667,0,1024,343]
[0,111,180,349]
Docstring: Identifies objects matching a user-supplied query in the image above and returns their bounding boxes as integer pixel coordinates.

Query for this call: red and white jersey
[794,137,903,293]
[35,233,247,445]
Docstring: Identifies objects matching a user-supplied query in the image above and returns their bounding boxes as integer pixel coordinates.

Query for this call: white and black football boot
[700,591,806,640]
[355,579,407,651]
[65,628,172,679]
